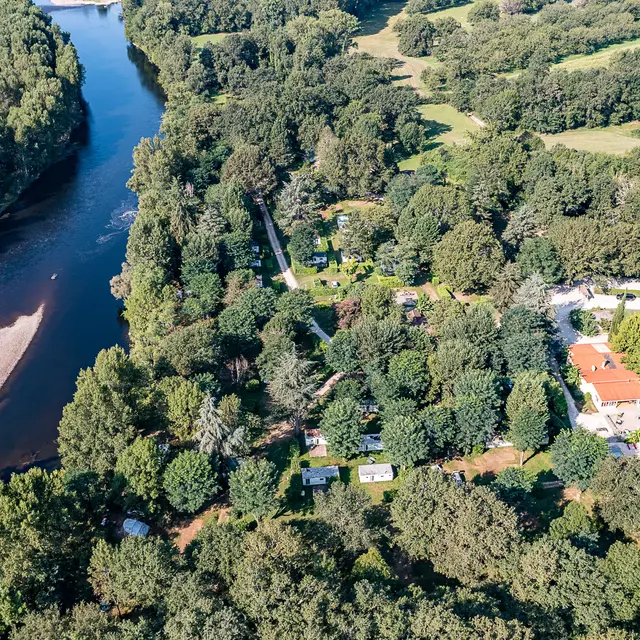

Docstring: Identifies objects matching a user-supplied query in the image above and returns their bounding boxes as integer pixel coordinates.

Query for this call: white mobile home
[301,466,339,486]
[358,463,394,483]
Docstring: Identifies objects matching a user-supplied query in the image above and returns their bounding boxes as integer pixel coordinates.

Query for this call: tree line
[4,448,640,638]
[430,0,640,74]
[445,50,640,134]
[0,0,84,212]
[122,0,381,56]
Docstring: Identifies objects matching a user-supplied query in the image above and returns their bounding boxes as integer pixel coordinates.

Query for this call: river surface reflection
[0,3,165,474]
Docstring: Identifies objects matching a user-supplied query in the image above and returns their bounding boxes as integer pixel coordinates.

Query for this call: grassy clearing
[444,447,554,482]
[426,0,476,27]
[420,103,479,146]
[192,33,228,48]
[541,121,640,155]
[553,38,640,71]
[503,38,640,80]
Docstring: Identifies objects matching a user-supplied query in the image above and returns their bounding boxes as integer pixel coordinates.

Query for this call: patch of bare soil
[255,421,295,452]
[169,506,218,553]
[446,448,520,477]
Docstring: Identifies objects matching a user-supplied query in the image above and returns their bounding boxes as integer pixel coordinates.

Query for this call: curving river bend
[0,2,165,474]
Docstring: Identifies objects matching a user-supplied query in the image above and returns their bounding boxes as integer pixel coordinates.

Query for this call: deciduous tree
[550,429,608,491]
[163,450,219,513]
[229,459,279,523]
[320,398,363,459]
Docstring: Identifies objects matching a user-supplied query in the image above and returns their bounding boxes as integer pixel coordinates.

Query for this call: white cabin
[304,429,327,447]
[358,464,394,484]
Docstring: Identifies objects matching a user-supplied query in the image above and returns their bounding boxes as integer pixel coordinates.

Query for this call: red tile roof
[569,343,640,403]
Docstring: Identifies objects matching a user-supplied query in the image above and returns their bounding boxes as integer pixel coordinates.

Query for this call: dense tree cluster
[433,0,640,75]
[467,51,640,133]
[0,0,84,211]
[315,129,640,291]
[323,285,564,462]
[4,464,640,639]
[123,0,381,52]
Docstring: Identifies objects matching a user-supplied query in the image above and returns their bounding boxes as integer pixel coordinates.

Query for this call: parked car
[616,293,636,301]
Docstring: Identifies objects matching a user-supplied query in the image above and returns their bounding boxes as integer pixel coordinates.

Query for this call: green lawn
[552,38,640,71]
[192,33,228,48]
[541,121,640,155]
[302,451,401,505]
[425,0,476,28]
[420,103,480,146]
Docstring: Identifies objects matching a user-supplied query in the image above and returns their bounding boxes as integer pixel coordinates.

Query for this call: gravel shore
[0,305,44,391]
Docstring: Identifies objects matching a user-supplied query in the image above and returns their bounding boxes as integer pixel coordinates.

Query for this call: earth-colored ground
[444,447,554,481]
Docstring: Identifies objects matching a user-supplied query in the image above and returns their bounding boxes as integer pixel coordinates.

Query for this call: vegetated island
[0,305,44,391]
[0,0,84,214]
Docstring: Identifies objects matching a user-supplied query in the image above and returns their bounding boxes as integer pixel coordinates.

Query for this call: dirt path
[315,372,346,398]
[169,506,220,552]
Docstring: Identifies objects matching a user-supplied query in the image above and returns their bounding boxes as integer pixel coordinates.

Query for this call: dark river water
[0,2,165,475]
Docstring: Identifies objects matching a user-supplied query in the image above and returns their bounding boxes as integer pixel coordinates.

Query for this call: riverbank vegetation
[0,0,84,212]
[6,0,640,637]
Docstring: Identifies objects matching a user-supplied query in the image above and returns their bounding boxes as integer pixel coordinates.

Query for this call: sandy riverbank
[0,305,44,391]
[50,0,120,6]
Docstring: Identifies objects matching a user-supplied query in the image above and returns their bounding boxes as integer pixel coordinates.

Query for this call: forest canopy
[0,0,84,212]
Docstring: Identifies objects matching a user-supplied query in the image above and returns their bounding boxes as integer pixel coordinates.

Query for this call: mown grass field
[541,121,640,155]
[553,38,640,71]
[355,0,479,156]
[192,33,228,48]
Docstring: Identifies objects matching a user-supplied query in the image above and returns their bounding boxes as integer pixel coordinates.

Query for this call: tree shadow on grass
[424,119,453,139]
[357,0,407,37]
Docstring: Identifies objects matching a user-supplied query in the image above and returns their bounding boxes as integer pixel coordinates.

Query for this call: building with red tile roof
[568,342,640,408]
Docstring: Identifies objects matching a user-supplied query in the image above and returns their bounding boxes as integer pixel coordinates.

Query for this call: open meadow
[541,121,640,155]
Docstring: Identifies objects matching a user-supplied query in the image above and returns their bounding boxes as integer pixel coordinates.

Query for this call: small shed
[336,214,349,230]
[304,429,327,447]
[250,258,262,268]
[255,275,264,288]
[358,464,394,484]
[301,466,339,486]
[123,518,150,537]
[359,434,384,452]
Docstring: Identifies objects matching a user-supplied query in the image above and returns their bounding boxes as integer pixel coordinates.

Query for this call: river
[0,2,165,475]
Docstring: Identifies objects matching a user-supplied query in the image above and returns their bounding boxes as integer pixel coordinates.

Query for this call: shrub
[569,309,599,337]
